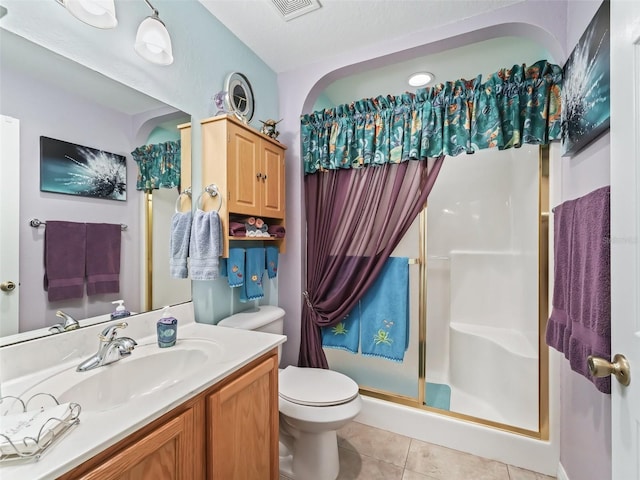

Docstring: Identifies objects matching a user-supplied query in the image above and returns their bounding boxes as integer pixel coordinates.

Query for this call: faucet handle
[99,322,128,341]
[115,337,137,355]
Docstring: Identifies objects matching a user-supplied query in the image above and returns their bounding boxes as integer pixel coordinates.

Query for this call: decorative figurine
[259,119,282,140]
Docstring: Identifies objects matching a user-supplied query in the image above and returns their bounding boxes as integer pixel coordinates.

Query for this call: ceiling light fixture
[407,72,434,87]
[134,0,174,66]
[60,0,118,29]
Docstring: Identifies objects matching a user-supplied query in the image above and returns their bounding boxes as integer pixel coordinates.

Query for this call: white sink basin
[19,338,224,412]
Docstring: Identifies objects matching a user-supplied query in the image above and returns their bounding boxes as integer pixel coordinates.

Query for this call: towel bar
[29,218,128,231]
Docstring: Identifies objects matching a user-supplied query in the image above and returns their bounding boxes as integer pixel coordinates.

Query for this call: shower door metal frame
[359,146,550,440]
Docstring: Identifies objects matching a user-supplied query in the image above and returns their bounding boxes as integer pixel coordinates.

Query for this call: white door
[0,115,20,336]
[610,1,639,478]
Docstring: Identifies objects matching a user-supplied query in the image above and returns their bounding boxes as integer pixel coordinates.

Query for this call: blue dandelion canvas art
[40,136,127,201]
[561,0,610,157]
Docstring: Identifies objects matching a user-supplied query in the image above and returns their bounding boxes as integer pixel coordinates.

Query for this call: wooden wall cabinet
[58,350,279,480]
[201,115,287,257]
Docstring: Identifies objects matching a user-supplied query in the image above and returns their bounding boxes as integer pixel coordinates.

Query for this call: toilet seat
[279,366,359,407]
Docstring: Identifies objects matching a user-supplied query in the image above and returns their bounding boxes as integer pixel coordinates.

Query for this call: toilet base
[279,429,340,480]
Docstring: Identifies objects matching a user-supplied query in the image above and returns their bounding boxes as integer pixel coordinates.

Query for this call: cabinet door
[208,355,279,480]
[72,409,198,480]
[227,122,261,216]
[261,141,286,219]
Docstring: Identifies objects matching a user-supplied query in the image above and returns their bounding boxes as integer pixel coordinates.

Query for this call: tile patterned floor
[280,421,556,480]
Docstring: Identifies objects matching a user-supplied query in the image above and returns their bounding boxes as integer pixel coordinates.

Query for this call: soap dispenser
[157,306,178,348]
[111,300,131,320]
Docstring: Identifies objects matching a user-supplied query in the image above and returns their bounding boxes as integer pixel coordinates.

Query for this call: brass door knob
[0,281,16,292]
[587,353,631,386]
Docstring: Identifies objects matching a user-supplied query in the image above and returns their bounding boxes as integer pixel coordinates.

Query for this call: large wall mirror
[0,28,191,343]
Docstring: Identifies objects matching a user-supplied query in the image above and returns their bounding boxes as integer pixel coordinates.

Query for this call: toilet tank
[217,305,285,335]
[218,306,286,363]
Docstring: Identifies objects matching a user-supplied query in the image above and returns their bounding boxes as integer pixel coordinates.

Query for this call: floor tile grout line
[338,445,408,474]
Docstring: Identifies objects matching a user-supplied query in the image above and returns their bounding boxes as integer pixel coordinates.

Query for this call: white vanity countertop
[0,303,286,480]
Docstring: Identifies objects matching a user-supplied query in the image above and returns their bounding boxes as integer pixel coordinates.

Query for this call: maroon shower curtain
[299,156,444,368]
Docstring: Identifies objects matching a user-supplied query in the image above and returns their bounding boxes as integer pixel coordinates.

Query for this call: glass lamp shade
[134,16,174,66]
[64,0,117,29]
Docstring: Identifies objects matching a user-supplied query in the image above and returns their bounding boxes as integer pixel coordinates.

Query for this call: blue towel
[224,247,245,287]
[265,246,279,279]
[240,247,265,302]
[360,257,409,362]
[189,209,222,281]
[322,302,360,353]
[169,211,192,279]
[220,258,227,277]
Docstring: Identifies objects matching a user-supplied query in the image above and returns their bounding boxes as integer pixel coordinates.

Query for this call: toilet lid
[279,366,359,407]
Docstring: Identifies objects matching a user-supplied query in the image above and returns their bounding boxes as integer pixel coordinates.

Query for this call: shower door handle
[587,353,631,386]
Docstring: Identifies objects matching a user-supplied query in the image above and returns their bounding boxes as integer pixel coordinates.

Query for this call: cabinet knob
[256,173,262,179]
[262,175,267,181]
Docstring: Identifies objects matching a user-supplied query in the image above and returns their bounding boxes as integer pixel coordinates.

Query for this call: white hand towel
[170,211,193,278]
[189,209,222,281]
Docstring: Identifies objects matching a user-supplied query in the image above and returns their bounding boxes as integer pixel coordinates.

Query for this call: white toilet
[218,306,362,480]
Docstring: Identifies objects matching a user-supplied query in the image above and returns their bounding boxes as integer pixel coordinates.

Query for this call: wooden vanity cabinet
[208,353,279,479]
[201,115,287,257]
[57,399,205,480]
[57,350,279,480]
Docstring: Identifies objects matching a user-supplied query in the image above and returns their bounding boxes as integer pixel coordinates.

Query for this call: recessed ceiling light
[408,72,434,87]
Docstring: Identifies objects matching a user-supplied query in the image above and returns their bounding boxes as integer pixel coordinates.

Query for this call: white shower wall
[426,145,540,430]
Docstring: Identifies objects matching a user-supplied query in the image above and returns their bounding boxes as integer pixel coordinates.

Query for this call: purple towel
[229,221,246,237]
[267,224,286,238]
[44,221,86,302]
[546,186,611,393]
[86,223,121,295]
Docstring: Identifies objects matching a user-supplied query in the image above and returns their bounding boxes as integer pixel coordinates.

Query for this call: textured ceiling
[199,0,525,73]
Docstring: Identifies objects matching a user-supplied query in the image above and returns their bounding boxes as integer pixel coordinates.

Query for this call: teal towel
[240,247,265,302]
[360,257,409,362]
[265,246,278,279]
[220,258,227,277]
[225,247,245,287]
[322,302,360,354]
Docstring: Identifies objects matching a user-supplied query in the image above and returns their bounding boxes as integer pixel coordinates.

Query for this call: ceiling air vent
[270,0,321,21]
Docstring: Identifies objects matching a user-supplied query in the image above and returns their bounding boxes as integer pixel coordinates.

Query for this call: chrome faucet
[49,310,80,333]
[76,322,137,372]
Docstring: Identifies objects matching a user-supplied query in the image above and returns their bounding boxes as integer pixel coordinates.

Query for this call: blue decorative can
[157,306,178,348]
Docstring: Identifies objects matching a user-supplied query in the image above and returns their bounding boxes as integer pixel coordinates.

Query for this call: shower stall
[324,144,548,437]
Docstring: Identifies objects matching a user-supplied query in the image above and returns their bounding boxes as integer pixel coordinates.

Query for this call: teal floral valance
[301,60,562,175]
[131,140,181,192]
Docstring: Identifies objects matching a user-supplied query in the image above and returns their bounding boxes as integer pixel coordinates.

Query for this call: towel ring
[195,184,222,212]
[174,186,192,213]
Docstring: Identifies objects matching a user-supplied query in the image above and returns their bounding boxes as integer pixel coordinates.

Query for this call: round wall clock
[224,72,254,122]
